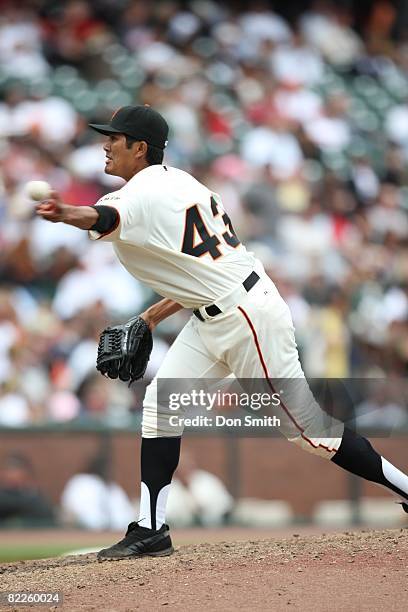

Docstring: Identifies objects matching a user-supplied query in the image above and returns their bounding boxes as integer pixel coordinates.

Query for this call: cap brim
[88,123,123,136]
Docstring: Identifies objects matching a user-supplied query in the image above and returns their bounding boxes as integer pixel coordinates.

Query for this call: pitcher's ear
[135,140,148,158]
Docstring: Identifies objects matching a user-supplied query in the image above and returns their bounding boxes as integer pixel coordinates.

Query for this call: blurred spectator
[241,122,303,178]
[60,452,134,530]
[300,2,363,66]
[304,94,351,152]
[241,166,281,242]
[166,451,234,527]
[349,155,380,205]
[0,386,31,426]
[302,287,351,377]
[0,6,50,79]
[355,380,408,430]
[239,3,292,48]
[385,104,408,148]
[0,452,55,526]
[43,0,112,67]
[51,244,144,320]
[270,27,324,86]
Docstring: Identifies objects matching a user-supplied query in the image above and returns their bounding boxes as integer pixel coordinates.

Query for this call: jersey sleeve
[88,187,149,245]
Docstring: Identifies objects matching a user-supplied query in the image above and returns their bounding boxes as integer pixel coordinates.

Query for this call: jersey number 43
[181,197,240,259]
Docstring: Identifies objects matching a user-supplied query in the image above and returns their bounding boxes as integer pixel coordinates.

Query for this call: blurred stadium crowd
[1,0,408,427]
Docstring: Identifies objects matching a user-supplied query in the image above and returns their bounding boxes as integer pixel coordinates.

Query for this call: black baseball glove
[96,315,153,385]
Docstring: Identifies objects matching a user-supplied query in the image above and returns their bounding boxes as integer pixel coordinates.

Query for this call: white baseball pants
[142,263,344,458]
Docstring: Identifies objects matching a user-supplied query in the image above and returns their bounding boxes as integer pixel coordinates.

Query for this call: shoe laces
[116,521,151,546]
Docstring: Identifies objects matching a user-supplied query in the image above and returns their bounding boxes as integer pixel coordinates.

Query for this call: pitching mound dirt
[1,529,407,611]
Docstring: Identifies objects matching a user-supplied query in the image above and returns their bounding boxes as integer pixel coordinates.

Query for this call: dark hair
[146,144,164,165]
[125,135,164,165]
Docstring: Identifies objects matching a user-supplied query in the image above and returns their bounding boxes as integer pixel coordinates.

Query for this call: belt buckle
[194,303,220,321]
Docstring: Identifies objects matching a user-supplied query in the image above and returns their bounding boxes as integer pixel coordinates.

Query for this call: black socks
[332,428,408,500]
[139,437,181,530]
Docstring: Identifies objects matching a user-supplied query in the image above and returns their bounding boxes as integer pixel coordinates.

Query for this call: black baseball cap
[89,105,169,150]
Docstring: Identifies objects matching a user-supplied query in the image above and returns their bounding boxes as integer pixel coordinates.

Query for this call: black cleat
[97,521,174,561]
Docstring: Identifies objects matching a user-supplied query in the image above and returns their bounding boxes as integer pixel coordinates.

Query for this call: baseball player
[36,105,408,560]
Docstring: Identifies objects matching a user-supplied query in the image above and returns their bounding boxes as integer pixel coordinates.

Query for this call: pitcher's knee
[142,401,185,438]
[288,434,342,458]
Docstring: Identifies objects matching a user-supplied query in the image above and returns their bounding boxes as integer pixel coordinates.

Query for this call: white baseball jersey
[89,162,343,487]
[89,165,255,308]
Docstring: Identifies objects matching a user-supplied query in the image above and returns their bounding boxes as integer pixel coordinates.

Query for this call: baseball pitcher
[36,106,408,560]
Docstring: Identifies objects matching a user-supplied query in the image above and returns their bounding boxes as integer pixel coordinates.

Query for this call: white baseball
[26,180,52,201]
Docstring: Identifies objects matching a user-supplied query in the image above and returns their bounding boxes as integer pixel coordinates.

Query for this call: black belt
[193,271,260,322]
